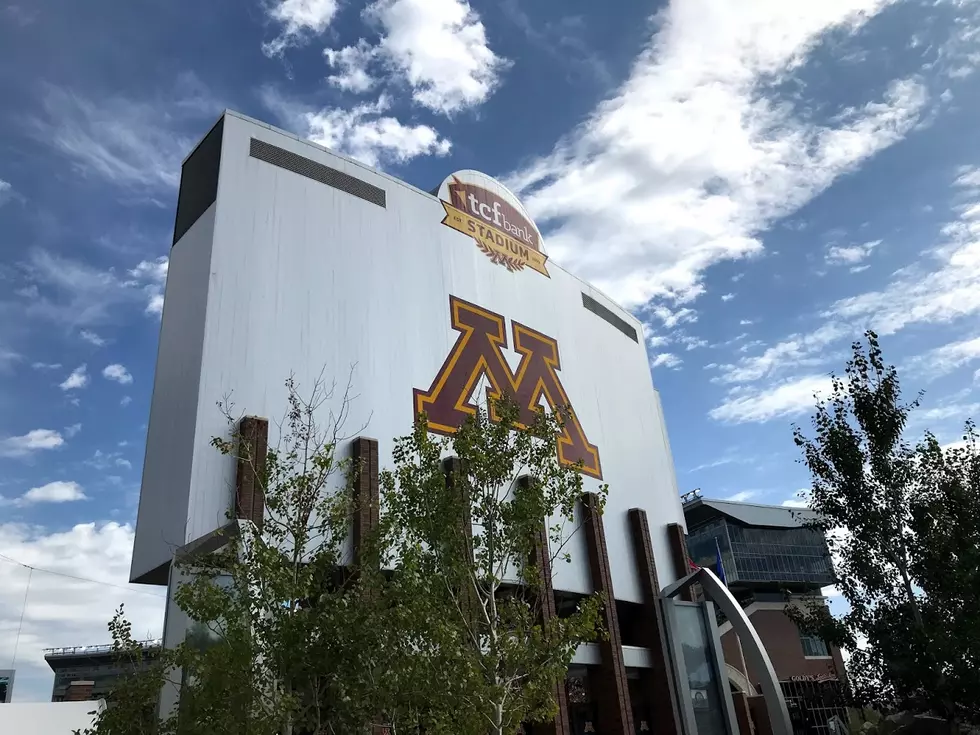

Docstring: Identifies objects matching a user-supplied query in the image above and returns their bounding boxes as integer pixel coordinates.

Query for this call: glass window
[800,632,830,657]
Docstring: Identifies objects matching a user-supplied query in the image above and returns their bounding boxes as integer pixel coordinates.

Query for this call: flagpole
[716,537,753,694]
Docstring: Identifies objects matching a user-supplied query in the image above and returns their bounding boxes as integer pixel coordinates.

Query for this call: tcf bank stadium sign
[438,170,550,277]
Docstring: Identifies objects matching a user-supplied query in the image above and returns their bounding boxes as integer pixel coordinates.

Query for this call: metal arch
[662,567,792,735]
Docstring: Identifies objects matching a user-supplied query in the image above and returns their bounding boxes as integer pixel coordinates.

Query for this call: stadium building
[132,111,794,735]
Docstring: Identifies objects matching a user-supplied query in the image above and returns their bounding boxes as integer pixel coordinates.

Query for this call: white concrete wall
[134,111,688,601]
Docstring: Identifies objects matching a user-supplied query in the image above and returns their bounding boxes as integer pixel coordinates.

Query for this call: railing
[42,639,162,657]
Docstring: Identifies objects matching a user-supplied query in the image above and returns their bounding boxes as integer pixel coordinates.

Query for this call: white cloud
[115,458,133,470]
[725,490,757,502]
[651,353,682,369]
[12,250,169,329]
[128,257,169,316]
[739,319,754,326]
[79,329,106,347]
[506,1,925,309]
[327,0,508,115]
[325,39,379,92]
[782,489,810,508]
[825,239,880,266]
[0,344,19,372]
[0,522,165,701]
[63,423,82,439]
[907,335,980,379]
[30,362,61,371]
[261,89,452,168]
[263,0,340,57]
[0,178,11,206]
[825,170,980,334]
[59,364,89,391]
[721,293,735,302]
[31,76,219,190]
[715,322,849,384]
[18,481,88,505]
[120,396,132,407]
[709,374,833,424]
[102,364,133,385]
[0,429,65,458]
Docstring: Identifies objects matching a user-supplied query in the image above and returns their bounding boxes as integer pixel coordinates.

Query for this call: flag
[688,557,700,572]
[714,538,727,586]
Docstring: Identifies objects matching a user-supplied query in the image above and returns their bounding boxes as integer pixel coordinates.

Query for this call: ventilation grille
[173,117,224,245]
[249,138,386,208]
[581,293,638,343]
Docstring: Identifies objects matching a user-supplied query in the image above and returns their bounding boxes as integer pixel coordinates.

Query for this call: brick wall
[721,606,845,689]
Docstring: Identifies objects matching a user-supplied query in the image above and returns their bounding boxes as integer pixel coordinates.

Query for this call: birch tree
[379,398,606,735]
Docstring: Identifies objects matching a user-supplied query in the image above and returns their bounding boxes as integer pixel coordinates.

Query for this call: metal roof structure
[683,497,818,529]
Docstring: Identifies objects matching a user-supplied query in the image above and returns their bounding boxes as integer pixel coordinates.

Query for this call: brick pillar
[530,518,570,735]
[748,695,774,735]
[666,523,694,602]
[628,509,682,735]
[732,691,756,735]
[444,457,478,628]
[65,680,95,701]
[351,437,380,571]
[581,493,633,735]
[235,416,269,530]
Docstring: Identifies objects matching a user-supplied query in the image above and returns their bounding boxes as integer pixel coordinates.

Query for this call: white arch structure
[662,567,793,735]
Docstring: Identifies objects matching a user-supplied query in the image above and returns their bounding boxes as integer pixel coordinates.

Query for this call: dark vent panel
[249,138,386,208]
[173,117,224,244]
[581,293,638,343]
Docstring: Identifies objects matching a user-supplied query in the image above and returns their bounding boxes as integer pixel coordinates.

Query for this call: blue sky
[2,0,980,701]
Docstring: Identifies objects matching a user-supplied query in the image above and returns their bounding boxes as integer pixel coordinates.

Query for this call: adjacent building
[44,641,162,703]
[683,494,848,735]
[0,669,14,703]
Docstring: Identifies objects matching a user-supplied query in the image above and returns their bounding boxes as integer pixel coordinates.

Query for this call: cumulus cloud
[3,481,89,506]
[323,0,508,115]
[79,329,106,347]
[709,374,833,424]
[261,89,451,168]
[263,0,340,57]
[325,40,379,93]
[0,522,165,701]
[0,429,65,458]
[825,239,881,267]
[59,364,89,391]
[651,353,682,369]
[31,362,62,371]
[506,1,925,309]
[127,257,168,316]
[102,364,133,385]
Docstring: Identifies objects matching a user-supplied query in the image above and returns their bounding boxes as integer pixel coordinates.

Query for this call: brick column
[666,523,694,602]
[351,437,380,571]
[581,493,633,735]
[531,519,571,735]
[236,416,268,530]
[444,457,478,630]
[628,509,682,735]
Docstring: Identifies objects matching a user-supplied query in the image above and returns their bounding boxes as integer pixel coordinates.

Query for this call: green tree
[378,398,606,735]
[791,331,980,726]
